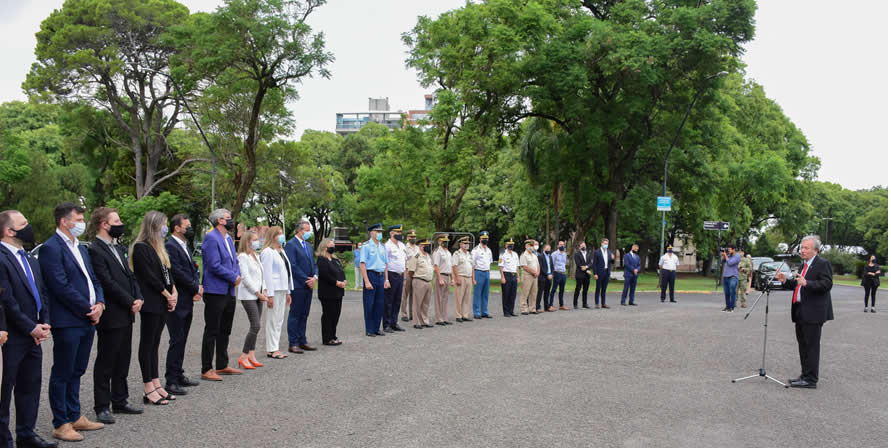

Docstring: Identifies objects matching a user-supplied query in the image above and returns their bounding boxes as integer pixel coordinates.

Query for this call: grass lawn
[834,275,888,290]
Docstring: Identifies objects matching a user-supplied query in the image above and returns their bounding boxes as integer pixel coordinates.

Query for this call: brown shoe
[201,370,223,381]
[601,304,610,309]
[72,415,104,431]
[288,346,304,354]
[559,306,569,310]
[216,367,243,375]
[53,423,84,442]
[298,344,317,351]
[547,306,556,312]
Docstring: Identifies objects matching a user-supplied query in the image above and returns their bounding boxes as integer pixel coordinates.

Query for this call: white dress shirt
[499,250,520,273]
[659,253,680,271]
[55,228,96,305]
[385,239,407,274]
[471,245,493,271]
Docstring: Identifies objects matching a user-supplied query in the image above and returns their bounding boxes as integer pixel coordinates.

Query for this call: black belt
[474,269,488,272]
[503,272,517,277]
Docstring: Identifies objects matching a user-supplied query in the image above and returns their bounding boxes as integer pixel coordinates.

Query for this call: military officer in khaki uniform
[737,250,753,308]
[400,230,419,321]
[432,235,453,326]
[408,239,434,329]
[451,236,474,322]
[518,239,540,315]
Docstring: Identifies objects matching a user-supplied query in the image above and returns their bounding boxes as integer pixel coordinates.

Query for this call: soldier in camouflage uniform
[737,249,753,308]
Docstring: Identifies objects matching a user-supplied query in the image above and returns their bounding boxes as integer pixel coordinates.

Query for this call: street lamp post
[142,68,218,212]
[821,217,833,248]
[659,71,729,260]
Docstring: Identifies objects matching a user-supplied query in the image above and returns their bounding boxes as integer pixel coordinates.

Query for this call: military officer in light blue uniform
[359,223,389,337]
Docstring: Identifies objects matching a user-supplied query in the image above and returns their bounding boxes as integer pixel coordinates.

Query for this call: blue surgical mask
[302,231,313,241]
[251,240,261,250]
[375,232,382,242]
[160,226,169,238]
[602,244,608,249]
[70,221,86,238]
[277,235,286,245]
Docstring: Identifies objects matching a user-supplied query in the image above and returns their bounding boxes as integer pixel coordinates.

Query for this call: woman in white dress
[260,226,293,359]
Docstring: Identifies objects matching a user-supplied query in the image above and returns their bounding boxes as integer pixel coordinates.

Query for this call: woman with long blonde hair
[130,211,178,405]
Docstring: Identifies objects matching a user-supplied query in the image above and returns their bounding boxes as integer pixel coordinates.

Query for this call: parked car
[753,261,793,291]
[750,257,774,271]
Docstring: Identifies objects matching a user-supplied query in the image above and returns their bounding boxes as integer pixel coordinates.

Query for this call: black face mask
[507,245,514,251]
[422,245,431,254]
[558,246,565,251]
[481,240,487,246]
[109,224,126,239]
[394,234,403,242]
[440,242,447,248]
[545,250,551,255]
[223,218,235,231]
[408,238,416,244]
[184,226,195,239]
[580,246,586,251]
[13,224,34,244]
[326,247,335,254]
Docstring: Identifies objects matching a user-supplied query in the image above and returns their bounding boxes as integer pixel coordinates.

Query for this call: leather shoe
[201,370,222,381]
[401,316,409,322]
[111,403,143,415]
[383,327,394,333]
[788,379,816,389]
[629,303,638,306]
[180,376,200,387]
[95,409,115,424]
[15,434,57,448]
[288,346,304,354]
[166,383,187,396]
[392,325,406,331]
[298,344,317,351]
[51,424,82,442]
[582,305,592,309]
[375,331,386,336]
[423,324,434,328]
[462,317,473,322]
[366,332,377,337]
[670,299,677,303]
[413,325,424,329]
[601,304,610,309]
[559,306,569,310]
[72,415,104,431]
[216,367,243,375]
[481,314,492,319]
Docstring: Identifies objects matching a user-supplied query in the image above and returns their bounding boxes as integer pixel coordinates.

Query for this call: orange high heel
[249,359,264,368]
[237,358,256,370]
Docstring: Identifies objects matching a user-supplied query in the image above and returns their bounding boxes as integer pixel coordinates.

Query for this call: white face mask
[251,240,261,251]
[533,244,540,251]
[70,221,86,238]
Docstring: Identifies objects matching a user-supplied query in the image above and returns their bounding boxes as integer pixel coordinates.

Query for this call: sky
[0,0,887,191]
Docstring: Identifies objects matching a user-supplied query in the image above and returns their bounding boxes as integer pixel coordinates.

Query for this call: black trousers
[94,325,132,410]
[0,342,42,442]
[794,320,824,383]
[383,272,404,329]
[202,293,236,372]
[536,275,552,310]
[319,297,343,343]
[165,305,193,385]
[594,273,609,305]
[864,284,878,307]
[501,273,518,315]
[573,274,590,307]
[660,270,676,300]
[138,312,167,383]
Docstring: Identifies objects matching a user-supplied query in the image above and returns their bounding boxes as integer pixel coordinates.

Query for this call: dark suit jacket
[593,247,614,276]
[89,238,141,328]
[316,256,345,300]
[286,237,318,291]
[536,252,552,277]
[131,242,173,315]
[166,238,200,311]
[623,252,640,278]
[574,250,591,279]
[0,245,49,344]
[782,255,834,324]
[38,232,105,329]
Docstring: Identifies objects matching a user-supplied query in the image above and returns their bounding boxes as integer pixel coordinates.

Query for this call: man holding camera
[721,245,740,312]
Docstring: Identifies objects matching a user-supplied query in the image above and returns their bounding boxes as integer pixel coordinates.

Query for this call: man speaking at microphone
[775,235,833,389]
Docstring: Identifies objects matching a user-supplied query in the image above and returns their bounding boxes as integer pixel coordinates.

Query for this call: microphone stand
[731,262,789,387]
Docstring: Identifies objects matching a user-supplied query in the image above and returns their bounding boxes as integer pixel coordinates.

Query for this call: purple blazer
[201,228,241,295]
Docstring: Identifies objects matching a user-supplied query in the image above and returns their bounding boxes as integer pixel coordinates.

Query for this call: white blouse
[236,252,267,301]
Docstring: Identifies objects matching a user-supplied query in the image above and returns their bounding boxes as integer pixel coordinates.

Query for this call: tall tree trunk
[231,85,267,220]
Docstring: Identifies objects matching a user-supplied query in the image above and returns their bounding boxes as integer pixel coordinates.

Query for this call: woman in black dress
[130,211,178,405]
[316,238,346,346]
[862,255,881,313]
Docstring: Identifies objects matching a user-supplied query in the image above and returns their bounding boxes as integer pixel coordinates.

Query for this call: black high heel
[143,388,168,406]
[156,388,176,401]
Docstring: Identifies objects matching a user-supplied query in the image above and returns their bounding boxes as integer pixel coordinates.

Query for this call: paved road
[13,285,887,447]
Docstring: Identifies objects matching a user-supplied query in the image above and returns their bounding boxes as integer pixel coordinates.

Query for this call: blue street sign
[657,196,672,211]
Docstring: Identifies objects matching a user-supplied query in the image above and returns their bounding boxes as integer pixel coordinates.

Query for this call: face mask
[527,246,533,252]
[580,246,586,251]
[558,246,565,251]
[408,238,416,244]
[602,244,608,249]
[632,249,638,254]
[70,221,86,238]
[422,245,431,254]
[394,234,403,242]
[326,246,335,254]
[108,224,125,239]
[506,244,514,251]
[184,226,195,239]
[277,235,286,245]
[13,224,35,244]
[302,231,313,241]
[534,244,540,251]
[160,226,169,238]
[440,242,447,248]
[375,233,382,242]
[249,240,260,250]
[481,240,487,246]
[461,244,469,250]
[545,250,551,255]
[224,218,235,231]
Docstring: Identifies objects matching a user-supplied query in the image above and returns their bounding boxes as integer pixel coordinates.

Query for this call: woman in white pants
[260,226,293,359]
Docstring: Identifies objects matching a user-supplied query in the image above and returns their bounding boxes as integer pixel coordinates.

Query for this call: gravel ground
[12,285,887,448]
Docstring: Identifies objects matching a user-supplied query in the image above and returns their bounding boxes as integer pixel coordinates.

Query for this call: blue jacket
[623,252,641,278]
[38,232,104,329]
[593,247,614,276]
[285,236,318,291]
[0,244,50,343]
[201,228,240,295]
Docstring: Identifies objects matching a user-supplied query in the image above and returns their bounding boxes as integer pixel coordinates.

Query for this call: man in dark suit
[535,244,554,312]
[200,209,242,381]
[87,207,143,424]
[0,210,57,448]
[776,235,834,389]
[573,241,591,309]
[285,220,318,352]
[39,203,106,442]
[164,214,201,395]
[621,243,641,306]
[593,238,614,309]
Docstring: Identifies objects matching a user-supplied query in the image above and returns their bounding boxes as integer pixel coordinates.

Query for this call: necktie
[792,262,809,304]
[18,250,41,313]
[304,240,312,259]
